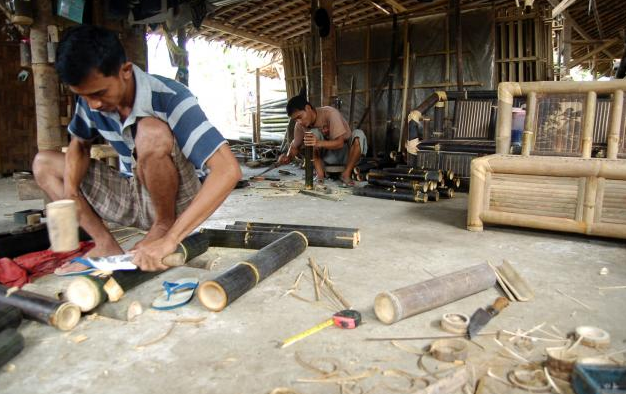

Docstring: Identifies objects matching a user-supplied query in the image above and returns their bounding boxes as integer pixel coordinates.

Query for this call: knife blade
[467,296,509,339]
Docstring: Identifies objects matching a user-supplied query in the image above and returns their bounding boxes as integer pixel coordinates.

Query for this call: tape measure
[281,310,361,349]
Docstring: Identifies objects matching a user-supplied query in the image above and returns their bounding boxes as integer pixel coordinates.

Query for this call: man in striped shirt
[33,25,241,273]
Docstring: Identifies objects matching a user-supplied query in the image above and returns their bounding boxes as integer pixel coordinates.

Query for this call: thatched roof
[194,0,625,73]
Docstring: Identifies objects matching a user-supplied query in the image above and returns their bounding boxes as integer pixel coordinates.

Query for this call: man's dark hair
[286,88,313,116]
[55,25,127,86]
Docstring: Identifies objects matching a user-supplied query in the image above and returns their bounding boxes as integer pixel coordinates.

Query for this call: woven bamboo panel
[601,180,626,225]
[489,174,579,219]
[0,42,37,174]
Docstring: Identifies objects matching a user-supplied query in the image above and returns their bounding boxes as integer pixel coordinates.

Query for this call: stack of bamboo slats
[352,164,461,203]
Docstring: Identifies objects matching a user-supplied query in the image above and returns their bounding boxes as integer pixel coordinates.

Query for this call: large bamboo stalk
[0,284,80,331]
[374,263,496,325]
[353,186,427,203]
[232,221,359,235]
[31,0,63,151]
[607,90,624,160]
[197,231,307,311]
[222,226,357,249]
[0,329,24,368]
[367,178,428,193]
[0,305,22,332]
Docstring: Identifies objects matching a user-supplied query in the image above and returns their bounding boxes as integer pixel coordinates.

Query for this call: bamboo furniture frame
[469,80,626,239]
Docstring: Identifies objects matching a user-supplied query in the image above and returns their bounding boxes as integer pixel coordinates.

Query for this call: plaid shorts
[80,141,201,230]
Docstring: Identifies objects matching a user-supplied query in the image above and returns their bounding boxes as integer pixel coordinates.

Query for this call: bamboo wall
[0,42,37,174]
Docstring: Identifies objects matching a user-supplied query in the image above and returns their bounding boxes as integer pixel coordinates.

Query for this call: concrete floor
[0,169,625,394]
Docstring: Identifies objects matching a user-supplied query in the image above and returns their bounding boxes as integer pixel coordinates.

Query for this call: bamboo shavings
[597,285,626,290]
[294,352,341,376]
[390,340,424,355]
[135,323,175,349]
[486,368,514,388]
[555,289,593,310]
[494,338,530,363]
[380,369,429,393]
[500,330,570,343]
[269,388,303,394]
[543,366,562,394]
[296,368,379,384]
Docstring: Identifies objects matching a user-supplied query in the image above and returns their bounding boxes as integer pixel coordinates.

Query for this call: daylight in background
[147,34,286,140]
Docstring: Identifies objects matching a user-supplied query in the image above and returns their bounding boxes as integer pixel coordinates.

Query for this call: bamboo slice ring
[507,367,550,392]
[429,339,468,362]
[575,326,610,348]
[50,302,82,331]
[440,313,470,334]
[546,346,578,380]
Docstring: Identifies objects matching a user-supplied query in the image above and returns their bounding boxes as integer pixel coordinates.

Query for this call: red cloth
[0,241,95,287]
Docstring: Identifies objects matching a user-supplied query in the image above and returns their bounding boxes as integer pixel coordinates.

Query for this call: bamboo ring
[440,313,470,334]
[575,326,610,348]
[507,367,550,392]
[429,339,468,362]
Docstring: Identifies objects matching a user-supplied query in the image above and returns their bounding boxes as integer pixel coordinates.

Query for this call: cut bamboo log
[65,230,216,312]
[0,305,22,332]
[221,227,357,249]
[353,186,427,203]
[367,178,429,193]
[0,329,24,368]
[379,168,443,182]
[374,263,497,325]
[427,190,440,201]
[197,231,307,312]
[438,187,455,198]
[0,284,80,331]
[232,221,359,236]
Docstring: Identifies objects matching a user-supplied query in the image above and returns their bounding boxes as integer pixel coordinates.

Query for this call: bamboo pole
[397,22,410,153]
[197,232,307,312]
[374,263,496,325]
[521,91,537,156]
[255,68,261,144]
[222,226,358,249]
[0,285,80,331]
[606,90,624,160]
[581,91,597,158]
[30,0,63,151]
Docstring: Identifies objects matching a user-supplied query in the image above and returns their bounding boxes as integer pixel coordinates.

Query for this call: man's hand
[277,153,292,165]
[131,235,178,271]
[303,132,319,148]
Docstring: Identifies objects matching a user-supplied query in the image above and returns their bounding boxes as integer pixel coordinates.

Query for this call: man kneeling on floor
[278,92,367,186]
[33,25,241,273]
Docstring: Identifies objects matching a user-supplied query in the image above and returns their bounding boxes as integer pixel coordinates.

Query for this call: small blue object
[572,364,626,394]
[511,129,523,146]
[151,278,199,311]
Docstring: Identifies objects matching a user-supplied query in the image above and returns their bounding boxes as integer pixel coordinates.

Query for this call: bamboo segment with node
[0,284,81,331]
[197,231,308,312]
[66,230,218,312]
[221,226,357,249]
[374,263,497,325]
[353,185,428,203]
[367,178,429,193]
[231,221,360,245]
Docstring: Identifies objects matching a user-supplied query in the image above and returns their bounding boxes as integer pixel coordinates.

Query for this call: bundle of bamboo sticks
[352,164,460,203]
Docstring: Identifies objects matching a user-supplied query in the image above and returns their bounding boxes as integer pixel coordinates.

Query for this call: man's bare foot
[132,223,172,250]
[54,240,124,275]
[340,173,355,187]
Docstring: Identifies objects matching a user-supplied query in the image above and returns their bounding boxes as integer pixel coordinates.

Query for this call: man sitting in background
[278,93,367,186]
[33,25,241,272]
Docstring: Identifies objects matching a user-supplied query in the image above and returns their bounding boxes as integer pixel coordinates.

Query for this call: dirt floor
[0,167,625,394]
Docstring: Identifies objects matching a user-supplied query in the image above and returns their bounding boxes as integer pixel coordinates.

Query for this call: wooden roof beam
[381,0,407,13]
[568,38,620,68]
[201,18,280,48]
[238,2,310,29]
[547,0,614,59]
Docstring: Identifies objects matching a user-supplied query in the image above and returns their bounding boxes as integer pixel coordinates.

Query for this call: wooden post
[348,75,356,128]
[30,0,63,151]
[319,0,336,106]
[453,0,463,90]
[255,68,261,144]
[122,25,147,71]
[176,27,189,86]
[398,24,411,153]
[607,89,623,160]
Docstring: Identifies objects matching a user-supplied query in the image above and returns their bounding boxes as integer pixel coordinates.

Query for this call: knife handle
[493,296,510,312]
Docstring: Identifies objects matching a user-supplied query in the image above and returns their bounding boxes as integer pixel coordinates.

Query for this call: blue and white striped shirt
[68,64,226,177]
